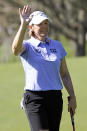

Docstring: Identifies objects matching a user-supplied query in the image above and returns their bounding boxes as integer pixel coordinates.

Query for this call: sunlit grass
[0,57,87,131]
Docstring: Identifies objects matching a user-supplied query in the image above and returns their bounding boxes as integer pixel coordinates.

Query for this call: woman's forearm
[12,23,27,55]
[60,59,77,114]
[62,72,75,97]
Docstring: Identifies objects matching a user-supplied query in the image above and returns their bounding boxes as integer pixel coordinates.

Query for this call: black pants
[23,90,63,131]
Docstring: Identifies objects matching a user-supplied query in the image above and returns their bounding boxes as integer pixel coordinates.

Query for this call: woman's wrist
[69,94,76,101]
[19,22,28,33]
[20,21,28,29]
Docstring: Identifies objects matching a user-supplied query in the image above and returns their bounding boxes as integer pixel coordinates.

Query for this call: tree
[30,0,87,56]
[0,0,87,62]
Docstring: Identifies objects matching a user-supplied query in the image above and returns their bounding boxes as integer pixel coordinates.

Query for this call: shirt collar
[29,36,50,47]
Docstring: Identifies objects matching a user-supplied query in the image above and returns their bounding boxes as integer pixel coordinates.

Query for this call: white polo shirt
[20,37,67,91]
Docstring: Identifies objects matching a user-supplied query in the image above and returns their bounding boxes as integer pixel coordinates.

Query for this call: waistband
[25,89,62,94]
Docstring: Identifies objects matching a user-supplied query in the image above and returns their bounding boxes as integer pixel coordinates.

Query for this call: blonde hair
[29,29,35,37]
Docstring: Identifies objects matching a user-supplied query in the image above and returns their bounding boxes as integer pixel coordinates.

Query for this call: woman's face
[31,19,49,41]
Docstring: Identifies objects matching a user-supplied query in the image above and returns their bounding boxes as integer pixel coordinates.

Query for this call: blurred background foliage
[0,0,87,63]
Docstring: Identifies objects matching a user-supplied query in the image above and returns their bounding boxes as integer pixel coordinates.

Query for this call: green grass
[0,57,87,131]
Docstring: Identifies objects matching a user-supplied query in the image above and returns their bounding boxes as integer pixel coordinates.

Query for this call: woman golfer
[12,5,77,131]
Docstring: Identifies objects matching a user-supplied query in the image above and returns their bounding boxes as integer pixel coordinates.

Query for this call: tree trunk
[76,43,86,56]
[76,28,86,56]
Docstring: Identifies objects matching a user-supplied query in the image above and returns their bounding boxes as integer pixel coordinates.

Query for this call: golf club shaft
[73,125,75,131]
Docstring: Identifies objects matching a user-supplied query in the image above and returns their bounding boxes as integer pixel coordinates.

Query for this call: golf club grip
[70,108,74,125]
[68,96,75,131]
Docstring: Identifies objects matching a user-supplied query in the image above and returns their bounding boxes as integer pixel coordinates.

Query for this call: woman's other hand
[68,95,77,115]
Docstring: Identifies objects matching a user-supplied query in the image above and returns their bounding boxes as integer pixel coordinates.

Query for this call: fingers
[19,5,31,16]
[68,106,76,115]
[68,103,76,114]
[19,8,22,16]
[22,5,27,14]
[22,5,31,15]
[18,5,32,24]
[68,96,77,115]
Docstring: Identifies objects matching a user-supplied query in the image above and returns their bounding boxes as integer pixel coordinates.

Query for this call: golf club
[68,96,75,131]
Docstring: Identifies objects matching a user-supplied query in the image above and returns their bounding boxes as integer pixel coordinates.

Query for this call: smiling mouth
[40,30,48,34]
[41,31,46,33]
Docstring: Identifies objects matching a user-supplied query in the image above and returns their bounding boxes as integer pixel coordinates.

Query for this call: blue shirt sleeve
[57,41,67,59]
[60,43,67,59]
[20,40,30,59]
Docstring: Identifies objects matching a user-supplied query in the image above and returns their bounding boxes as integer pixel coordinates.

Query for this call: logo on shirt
[35,49,41,53]
[50,48,57,53]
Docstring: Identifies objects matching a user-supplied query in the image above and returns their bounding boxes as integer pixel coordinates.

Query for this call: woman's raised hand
[19,5,32,25]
